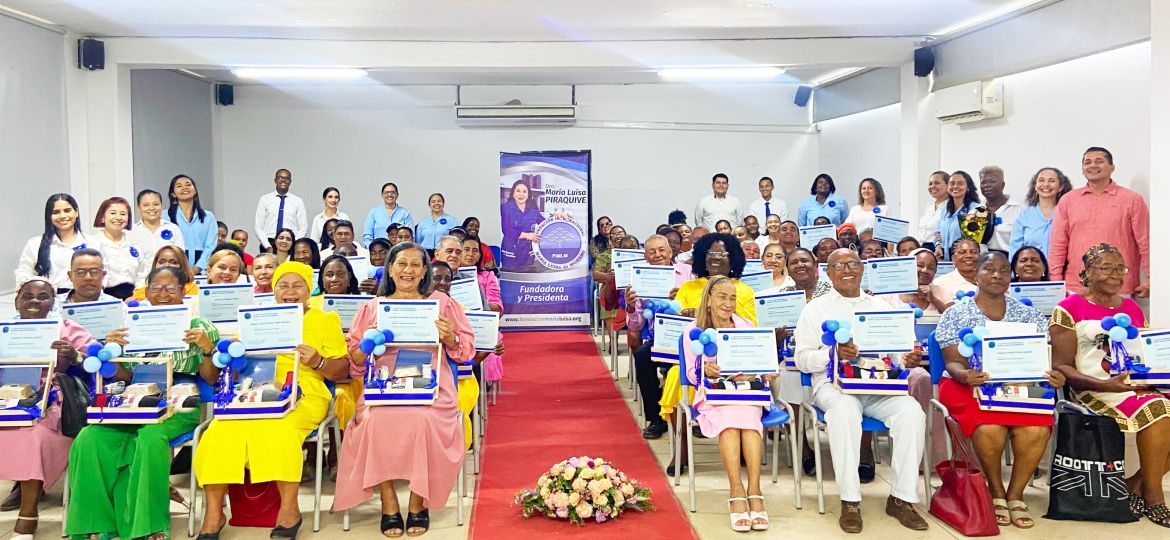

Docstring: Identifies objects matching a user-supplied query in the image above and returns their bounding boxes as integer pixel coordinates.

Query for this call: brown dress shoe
[840,501,863,533]
[886,496,929,530]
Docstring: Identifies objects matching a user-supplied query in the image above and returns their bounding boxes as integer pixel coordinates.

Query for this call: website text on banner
[498,151,593,329]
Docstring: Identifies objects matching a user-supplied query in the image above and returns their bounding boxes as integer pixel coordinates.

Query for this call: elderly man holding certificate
[794,249,928,533]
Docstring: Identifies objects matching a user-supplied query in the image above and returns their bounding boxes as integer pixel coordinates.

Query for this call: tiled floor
[1,321,1168,539]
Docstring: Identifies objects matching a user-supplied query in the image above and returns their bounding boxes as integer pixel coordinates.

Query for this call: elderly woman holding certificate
[193,261,350,540]
[335,242,475,537]
[935,251,1062,529]
[0,278,96,540]
[683,276,777,532]
[1050,243,1170,527]
[66,266,221,540]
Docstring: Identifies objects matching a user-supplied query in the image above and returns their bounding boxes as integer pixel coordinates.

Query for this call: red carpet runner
[469,331,699,539]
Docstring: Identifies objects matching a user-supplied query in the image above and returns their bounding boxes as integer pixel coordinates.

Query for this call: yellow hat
[272,261,314,289]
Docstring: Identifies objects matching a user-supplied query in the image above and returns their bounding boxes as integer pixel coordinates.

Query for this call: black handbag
[1044,409,1138,522]
[54,373,91,438]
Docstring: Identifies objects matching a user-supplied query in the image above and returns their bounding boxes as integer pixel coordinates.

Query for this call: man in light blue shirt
[363,182,415,244]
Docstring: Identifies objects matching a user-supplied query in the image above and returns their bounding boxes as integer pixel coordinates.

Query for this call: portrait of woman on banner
[500,178,545,271]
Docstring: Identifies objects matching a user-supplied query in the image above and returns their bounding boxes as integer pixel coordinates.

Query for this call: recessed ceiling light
[230,67,368,80]
[658,66,785,81]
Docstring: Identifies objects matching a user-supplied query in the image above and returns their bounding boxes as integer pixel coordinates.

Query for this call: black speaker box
[914,47,935,77]
[77,38,105,70]
[216,84,234,106]
[794,85,812,107]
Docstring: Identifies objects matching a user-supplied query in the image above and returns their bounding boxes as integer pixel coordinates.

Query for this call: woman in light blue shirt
[363,182,414,244]
[936,171,982,260]
[414,192,457,251]
[166,174,218,273]
[1008,167,1072,258]
[796,174,848,226]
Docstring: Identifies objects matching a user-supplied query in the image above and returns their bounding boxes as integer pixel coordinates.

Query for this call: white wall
[215,83,818,243]
[816,103,903,218]
[941,42,1151,199]
[0,16,68,291]
[131,70,215,206]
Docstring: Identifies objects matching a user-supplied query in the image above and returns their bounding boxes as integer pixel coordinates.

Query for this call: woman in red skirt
[934,250,1065,529]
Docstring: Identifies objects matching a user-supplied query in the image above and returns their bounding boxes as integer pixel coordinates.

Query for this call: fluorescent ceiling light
[932,0,1050,36]
[175,69,207,79]
[658,66,785,81]
[809,67,866,87]
[231,67,368,80]
[0,4,57,26]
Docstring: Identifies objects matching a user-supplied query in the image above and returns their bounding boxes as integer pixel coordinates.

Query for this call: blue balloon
[375,267,385,280]
[824,320,840,333]
[216,339,232,353]
[382,329,395,343]
[821,321,831,332]
[230,355,247,371]
[363,329,380,340]
[914,308,924,318]
[957,343,974,358]
[873,207,881,214]
[703,328,719,340]
[103,342,122,358]
[213,352,230,368]
[646,300,660,312]
[821,332,836,346]
[907,303,918,309]
[702,342,719,357]
[958,328,972,340]
[1108,326,1128,342]
[689,340,705,355]
[1100,316,1116,330]
[1115,313,1132,328]
[85,342,104,357]
[955,290,967,300]
[834,328,851,344]
[367,267,379,278]
[373,344,386,356]
[1020,297,1034,307]
[643,309,654,320]
[972,327,991,339]
[962,333,979,347]
[227,342,246,358]
[669,300,682,313]
[99,361,117,378]
[1126,325,1140,340]
[698,333,711,345]
[966,291,975,298]
[126,299,140,308]
[359,338,376,354]
[97,349,112,362]
[688,328,703,341]
[82,357,102,373]
[372,331,386,346]
[973,341,984,356]
[837,320,853,331]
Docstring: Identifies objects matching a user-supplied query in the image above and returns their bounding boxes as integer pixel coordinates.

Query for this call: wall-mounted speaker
[216,84,234,106]
[77,38,105,70]
[914,47,935,77]
[794,85,813,107]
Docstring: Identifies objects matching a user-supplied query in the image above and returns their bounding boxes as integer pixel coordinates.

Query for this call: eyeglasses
[1090,265,1129,276]
[827,261,863,271]
[72,269,103,278]
[707,251,729,259]
[147,284,182,294]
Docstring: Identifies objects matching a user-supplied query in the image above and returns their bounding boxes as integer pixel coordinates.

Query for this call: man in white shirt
[978,165,1023,253]
[255,168,308,251]
[748,176,789,223]
[692,173,743,231]
[795,248,928,533]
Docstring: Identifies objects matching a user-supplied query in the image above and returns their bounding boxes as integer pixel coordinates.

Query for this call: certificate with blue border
[851,309,915,354]
[124,306,190,354]
[1009,281,1065,317]
[872,215,910,244]
[0,320,59,362]
[799,225,836,248]
[199,283,255,324]
[630,264,674,300]
[322,294,374,331]
[756,290,806,329]
[238,304,303,353]
[61,299,125,339]
[376,299,440,345]
[740,271,773,293]
[465,311,500,352]
[981,334,1050,382]
[1138,330,1170,371]
[713,328,778,374]
[864,257,919,295]
[651,314,693,362]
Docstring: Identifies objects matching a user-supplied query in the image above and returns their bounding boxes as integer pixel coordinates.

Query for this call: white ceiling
[5,0,1039,41]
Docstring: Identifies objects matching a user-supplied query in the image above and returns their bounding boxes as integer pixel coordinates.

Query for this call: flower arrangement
[515,456,654,524]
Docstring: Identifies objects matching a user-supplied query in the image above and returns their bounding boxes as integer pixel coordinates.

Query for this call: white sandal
[13,515,37,540]
[747,495,770,531]
[728,497,752,532]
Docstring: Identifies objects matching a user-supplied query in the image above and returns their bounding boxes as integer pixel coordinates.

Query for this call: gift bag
[227,470,280,527]
[929,418,1000,536]
[1044,410,1137,522]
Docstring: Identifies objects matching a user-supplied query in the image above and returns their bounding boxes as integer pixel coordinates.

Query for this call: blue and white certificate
[872,215,911,244]
[376,299,440,344]
[124,306,190,354]
[981,334,1050,382]
[613,249,644,262]
[199,284,255,324]
[613,258,640,289]
[0,320,60,362]
[1009,281,1065,317]
[346,256,371,284]
[818,263,830,281]
[651,314,693,361]
[864,257,919,295]
[238,304,303,353]
[193,275,209,286]
[449,278,484,311]
[1139,330,1170,371]
[851,309,915,354]
[62,299,125,339]
[630,265,674,300]
[713,328,778,374]
[799,225,836,248]
[756,290,806,329]
[457,266,479,280]
[743,259,766,276]
[253,292,276,306]
[322,294,375,331]
[465,311,500,352]
[740,271,773,293]
[936,262,956,277]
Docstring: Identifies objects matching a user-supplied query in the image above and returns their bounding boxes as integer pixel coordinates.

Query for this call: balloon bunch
[367,267,385,283]
[687,327,720,359]
[954,290,976,303]
[1102,313,1146,374]
[820,319,852,382]
[83,342,122,378]
[643,299,683,340]
[212,339,249,407]
[359,328,396,388]
[955,326,990,365]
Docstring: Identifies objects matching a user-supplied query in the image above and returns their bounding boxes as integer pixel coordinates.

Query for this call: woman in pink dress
[1051,243,1170,527]
[0,278,96,540]
[334,242,475,537]
[682,276,778,533]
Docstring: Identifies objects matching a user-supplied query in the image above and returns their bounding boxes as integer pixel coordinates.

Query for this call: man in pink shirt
[1048,147,1150,296]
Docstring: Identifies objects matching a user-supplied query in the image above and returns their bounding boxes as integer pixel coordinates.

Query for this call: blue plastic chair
[488,245,501,267]
[923,331,952,502]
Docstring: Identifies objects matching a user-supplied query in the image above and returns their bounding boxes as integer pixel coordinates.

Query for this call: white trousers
[813,385,925,503]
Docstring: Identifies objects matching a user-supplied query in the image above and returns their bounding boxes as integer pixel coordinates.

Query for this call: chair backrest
[676,333,694,388]
[800,371,812,387]
[489,245,502,265]
[927,331,946,385]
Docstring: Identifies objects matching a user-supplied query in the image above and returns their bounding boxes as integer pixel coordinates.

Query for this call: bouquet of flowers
[515,456,655,524]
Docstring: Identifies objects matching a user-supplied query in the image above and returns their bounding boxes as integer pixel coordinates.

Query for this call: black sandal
[405,509,430,537]
[1129,492,1147,517]
[1146,503,1170,528]
[380,513,405,538]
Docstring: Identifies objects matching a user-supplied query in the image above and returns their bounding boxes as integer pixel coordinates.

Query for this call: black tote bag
[1044,410,1138,522]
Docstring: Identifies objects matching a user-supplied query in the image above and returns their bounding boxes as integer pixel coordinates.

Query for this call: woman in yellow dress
[193,261,351,539]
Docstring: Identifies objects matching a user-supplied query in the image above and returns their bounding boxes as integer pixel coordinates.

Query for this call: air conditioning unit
[933,80,1003,124]
[454,105,577,127]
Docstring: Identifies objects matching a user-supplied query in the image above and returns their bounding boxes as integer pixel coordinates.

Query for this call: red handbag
[227,470,280,527]
[928,418,1000,537]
